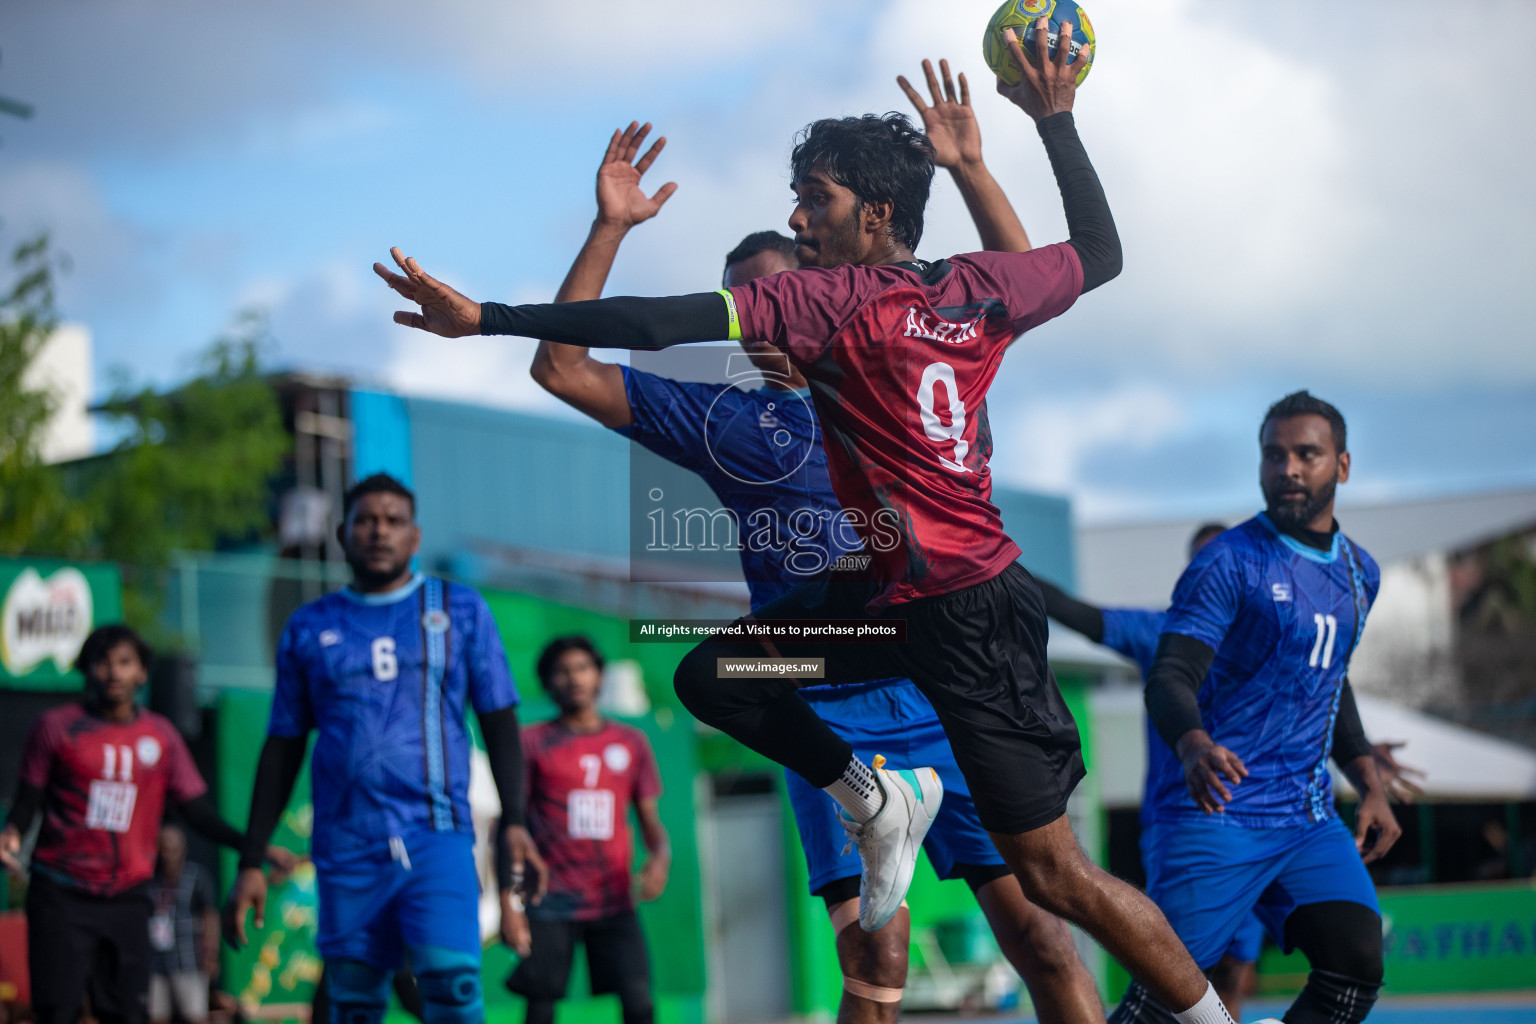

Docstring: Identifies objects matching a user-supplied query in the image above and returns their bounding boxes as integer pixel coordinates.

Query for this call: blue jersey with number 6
[1149,514,1379,827]
[268,574,520,867]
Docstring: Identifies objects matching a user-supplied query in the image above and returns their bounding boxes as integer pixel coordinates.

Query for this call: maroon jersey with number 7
[18,703,208,896]
[522,719,661,921]
[725,243,1083,611]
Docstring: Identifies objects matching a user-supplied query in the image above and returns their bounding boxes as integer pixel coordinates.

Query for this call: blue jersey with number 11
[1149,514,1379,828]
[268,574,520,867]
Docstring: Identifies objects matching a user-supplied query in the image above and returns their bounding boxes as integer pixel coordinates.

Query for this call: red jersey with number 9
[727,243,1083,609]
[522,719,661,921]
[18,703,208,897]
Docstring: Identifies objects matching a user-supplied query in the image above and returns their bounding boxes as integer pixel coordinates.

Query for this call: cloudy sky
[3,0,1533,522]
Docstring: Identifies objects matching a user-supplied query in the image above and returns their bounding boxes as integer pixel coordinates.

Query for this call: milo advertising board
[0,558,123,690]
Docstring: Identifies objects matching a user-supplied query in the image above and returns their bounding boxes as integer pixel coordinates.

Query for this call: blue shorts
[1142,815,1378,969]
[1226,914,1264,963]
[315,829,482,970]
[787,678,1004,894]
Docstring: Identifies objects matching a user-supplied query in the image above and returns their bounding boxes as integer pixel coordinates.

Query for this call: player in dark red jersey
[497,636,668,1024]
[376,25,1236,1024]
[0,625,289,1024]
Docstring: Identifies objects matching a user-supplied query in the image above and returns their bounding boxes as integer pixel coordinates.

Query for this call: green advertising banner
[0,558,123,690]
[1379,881,1536,991]
[1259,880,1536,994]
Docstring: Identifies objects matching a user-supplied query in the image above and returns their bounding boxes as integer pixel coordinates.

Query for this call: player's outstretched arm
[176,793,296,871]
[222,733,307,949]
[992,21,1121,292]
[377,248,734,351]
[1034,577,1105,643]
[900,59,1031,253]
[532,122,678,429]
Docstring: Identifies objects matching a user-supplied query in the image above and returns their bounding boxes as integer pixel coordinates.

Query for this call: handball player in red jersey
[378,24,1241,1024]
[1,625,291,1024]
[498,637,668,1024]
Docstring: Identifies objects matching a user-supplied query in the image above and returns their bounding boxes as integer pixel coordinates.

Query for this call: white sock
[1172,982,1235,1024]
[823,756,885,823]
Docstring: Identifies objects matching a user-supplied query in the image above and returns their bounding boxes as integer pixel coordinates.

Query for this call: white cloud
[381,333,579,416]
[1008,381,1187,494]
[5,0,1533,516]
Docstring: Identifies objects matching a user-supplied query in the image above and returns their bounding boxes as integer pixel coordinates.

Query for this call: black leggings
[1281,901,1383,1024]
[1109,900,1382,1024]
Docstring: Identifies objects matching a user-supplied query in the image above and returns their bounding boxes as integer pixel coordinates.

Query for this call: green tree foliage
[0,235,91,555]
[92,312,288,569]
[0,235,290,631]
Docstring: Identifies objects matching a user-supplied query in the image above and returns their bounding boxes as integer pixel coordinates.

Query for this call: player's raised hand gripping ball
[984,0,1095,87]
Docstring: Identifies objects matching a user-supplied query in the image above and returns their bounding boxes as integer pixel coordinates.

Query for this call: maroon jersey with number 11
[726,243,1083,610]
[18,703,208,897]
[522,719,662,921]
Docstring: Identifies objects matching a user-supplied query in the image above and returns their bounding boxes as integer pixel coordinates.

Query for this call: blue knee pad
[412,945,484,1024]
[328,959,392,1024]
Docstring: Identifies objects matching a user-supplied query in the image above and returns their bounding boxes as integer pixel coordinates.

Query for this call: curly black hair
[790,113,935,251]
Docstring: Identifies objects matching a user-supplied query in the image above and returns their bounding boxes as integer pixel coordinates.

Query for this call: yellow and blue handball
[983,0,1095,87]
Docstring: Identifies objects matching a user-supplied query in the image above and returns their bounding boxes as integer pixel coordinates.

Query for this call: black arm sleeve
[1036,112,1122,293]
[177,793,244,851]
[478,705,525,829]
[1331,678,1373,766]
[5,782,43,835]
[237,735,308,871]
[1034,578,1105,644]
[479,292,731,351]
[1144,633,1216,751]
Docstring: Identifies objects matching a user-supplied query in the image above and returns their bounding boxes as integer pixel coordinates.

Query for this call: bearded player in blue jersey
[527,63,1102,1024]
[1037,524,1266,1021]
[223,474,546,1024]
[1093,393,1402,1024]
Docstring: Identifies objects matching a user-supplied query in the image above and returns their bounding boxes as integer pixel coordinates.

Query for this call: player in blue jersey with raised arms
[527,63,1102,1024]
[223,473,546,1024]
[1101,392,1402,1024]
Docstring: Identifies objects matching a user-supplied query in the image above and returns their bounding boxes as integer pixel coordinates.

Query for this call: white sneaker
[838,755,943,932]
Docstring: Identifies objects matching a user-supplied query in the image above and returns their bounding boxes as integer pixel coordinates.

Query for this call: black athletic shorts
[752,561,1085,835]
[27,871,153,1024]
[506,911,651,1005]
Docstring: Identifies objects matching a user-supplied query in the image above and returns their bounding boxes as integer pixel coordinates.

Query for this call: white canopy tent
[1089,685,1536,807]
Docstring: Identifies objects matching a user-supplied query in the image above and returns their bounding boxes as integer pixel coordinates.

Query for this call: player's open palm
[1371,741,1425,804]
[898,59,982,170]
[995,20,1086,122]
[1181,739,1248,814]
[595,121,678,230]
[374,247,481,338]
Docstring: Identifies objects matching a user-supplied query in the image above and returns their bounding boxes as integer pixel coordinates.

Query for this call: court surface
[945,992,1536,1024]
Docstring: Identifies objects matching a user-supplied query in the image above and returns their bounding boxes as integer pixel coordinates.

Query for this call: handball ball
[983,0,1095,87]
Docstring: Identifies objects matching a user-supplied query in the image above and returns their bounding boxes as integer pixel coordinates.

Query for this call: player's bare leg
[990,816,1213,1016]
[827,900,909,1024]
[973,875,1104,1024]
[1207,955,1255,1020]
